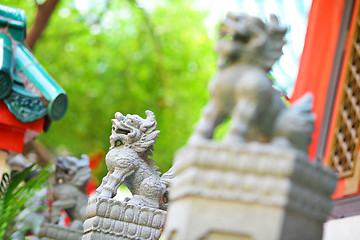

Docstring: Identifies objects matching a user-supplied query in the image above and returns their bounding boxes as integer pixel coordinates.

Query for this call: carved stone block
[323,215,360,240]
[82,197,166,240]
[162,143,337,240]
[39,223,83,240]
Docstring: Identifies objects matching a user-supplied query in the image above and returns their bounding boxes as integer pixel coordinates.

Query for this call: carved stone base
[82,197,166,240]
[162,143,337,240]
[38,223,83,240]
[323,215,360,240]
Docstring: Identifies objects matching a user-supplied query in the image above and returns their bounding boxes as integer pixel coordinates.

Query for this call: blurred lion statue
[189,13,314,152]
[51,154,91,230]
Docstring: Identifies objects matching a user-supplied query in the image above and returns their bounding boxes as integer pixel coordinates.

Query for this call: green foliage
[0,164,53,240]
[1,0,216,179]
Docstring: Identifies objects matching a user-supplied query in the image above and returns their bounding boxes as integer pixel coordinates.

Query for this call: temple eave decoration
[0,4,67,153]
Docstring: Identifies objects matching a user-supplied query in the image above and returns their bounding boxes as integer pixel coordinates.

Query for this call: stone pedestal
[162,143,337,240]
[82,197,166,240]
[38,223,83,240]
[323,215,360,240]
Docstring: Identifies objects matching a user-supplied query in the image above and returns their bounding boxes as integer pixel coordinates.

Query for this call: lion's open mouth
[116,128,131,135]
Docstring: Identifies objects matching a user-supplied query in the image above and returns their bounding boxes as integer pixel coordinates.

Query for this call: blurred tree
[0,0,216,180]
[25,0,60,50]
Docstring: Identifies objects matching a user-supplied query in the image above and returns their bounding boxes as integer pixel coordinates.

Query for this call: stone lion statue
[95,110,175,210]
[51,154,91,230]
[189,13,314,152]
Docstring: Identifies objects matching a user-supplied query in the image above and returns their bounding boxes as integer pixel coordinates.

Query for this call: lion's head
[56,154,91,188]
[109,110,160,156]
[216,13,287,71]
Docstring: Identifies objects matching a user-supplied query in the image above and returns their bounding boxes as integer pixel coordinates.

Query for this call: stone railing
[82,197,166,240]
[38,223,83,240]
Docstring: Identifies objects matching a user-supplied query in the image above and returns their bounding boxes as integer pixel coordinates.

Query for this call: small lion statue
[189,13,314,152]
[95,110,175,210]
[51,154,91,230]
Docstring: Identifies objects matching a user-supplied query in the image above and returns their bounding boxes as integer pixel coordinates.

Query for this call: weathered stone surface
[38,223,83,240]
[82,197,166,240]
[188,13,314,154]
[51,155,91,230]
[162,13,336,240]
[323,215,360,240]
[39,155,90,239]
[162,143,337,240]
[94,110,174,211]
[82,110,174,240]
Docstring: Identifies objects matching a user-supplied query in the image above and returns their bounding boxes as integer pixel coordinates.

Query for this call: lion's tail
[274,92,315,152]
[160,164,176,189]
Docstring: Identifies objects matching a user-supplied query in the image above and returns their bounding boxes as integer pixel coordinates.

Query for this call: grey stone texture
[95,110,172,210]
[52,155,91,229]
[162,143,336,240]
[82,110,174,239]
[39,223,83,240]
[188,13,314,153]
[323,215,360,240]
[39,155,91,240]
[82,197,166,240]
[162,13,337,240]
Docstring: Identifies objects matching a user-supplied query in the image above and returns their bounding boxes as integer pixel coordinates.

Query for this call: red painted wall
[0,101,44,152]
[291,0,346,162]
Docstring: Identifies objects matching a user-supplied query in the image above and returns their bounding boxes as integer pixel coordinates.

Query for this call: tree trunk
[23,140,56,167]
[24,0,60,50]
[0,151,7,180]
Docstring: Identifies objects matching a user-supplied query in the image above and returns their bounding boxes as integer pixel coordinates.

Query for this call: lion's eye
[163,192,169,203]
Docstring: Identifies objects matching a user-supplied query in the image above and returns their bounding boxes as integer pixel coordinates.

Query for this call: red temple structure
[0,102,44,153]
[0,5,67,154]
[292,0,360,220]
